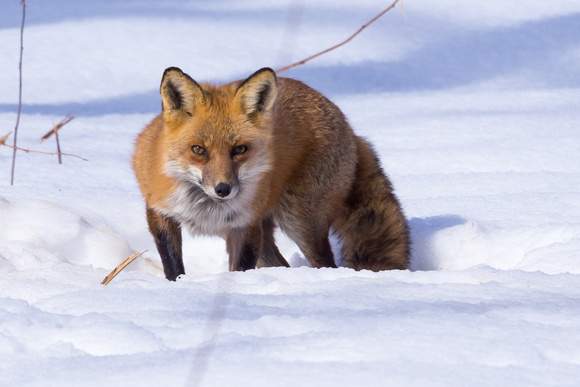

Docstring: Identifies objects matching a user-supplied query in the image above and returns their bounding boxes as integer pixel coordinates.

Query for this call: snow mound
[411,216,580,273]
[0,196,133,272]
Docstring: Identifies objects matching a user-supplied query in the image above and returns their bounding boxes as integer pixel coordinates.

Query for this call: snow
[1,0,580,386]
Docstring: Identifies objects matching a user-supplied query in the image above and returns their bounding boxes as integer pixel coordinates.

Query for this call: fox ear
[235,68,278,121]
[160,67,204,126]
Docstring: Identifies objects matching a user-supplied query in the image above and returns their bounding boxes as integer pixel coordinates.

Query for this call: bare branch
[101,250,147,285]
[41,115,74,165]
[1,132,88,161]
[275,0,400,74]
[11,0,26,185]
[40,114,75,143]
[54,120,62,164]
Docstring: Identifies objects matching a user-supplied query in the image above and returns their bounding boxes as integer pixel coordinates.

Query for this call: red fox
[133,67,410,280]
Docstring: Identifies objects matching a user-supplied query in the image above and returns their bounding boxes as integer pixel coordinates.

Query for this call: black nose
[215,182,231,198]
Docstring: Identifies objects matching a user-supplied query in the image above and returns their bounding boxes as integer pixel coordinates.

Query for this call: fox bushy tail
[335,137,410,271]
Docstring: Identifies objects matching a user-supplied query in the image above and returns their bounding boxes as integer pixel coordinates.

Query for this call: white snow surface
[1,1,580,386]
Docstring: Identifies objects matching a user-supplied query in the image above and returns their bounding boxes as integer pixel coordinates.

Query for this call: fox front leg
[257,216,290,268]
[146,207,185,281]
[226,222,264,272]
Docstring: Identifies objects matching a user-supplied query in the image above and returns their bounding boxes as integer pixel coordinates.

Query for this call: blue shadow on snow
[1,9,578,116]
[408,215,467,272]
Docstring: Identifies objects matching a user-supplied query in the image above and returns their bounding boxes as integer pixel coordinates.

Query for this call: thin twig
[11,0,26,185]
[101,250,147,285]
[40,114,75,142]
[1,132,88,161]
[53,120,62,164]
[275,0,400,74]
[42,115,75,165]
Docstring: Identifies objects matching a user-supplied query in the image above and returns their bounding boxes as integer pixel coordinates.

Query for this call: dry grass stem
[0,132,11,146]
[40,114,75,143]
[54,120,62,164]
[275,0,400,73]
[101,250,147,286]
[1,132,88,161]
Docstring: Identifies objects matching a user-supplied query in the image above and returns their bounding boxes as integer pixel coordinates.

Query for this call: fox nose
[215,182,232,198]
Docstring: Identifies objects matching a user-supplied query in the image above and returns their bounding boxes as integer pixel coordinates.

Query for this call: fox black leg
[146,207,184,281]
[258,216,290,268]
[226,223,263,271]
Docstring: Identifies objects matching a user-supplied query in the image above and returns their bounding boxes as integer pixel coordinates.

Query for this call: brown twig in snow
[275,0,400,74]
[53,120,62,164]
[41,114,75,142]
[10,0,26,185]
[101,250,147,285]
[40,114,74,164]
[1,132,88,161]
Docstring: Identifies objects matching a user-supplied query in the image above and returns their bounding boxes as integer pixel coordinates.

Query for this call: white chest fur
[161,181,257,237]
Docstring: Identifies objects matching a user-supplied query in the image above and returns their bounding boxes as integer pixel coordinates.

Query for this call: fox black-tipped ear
[160,67,204,126]
[235,68,278,120]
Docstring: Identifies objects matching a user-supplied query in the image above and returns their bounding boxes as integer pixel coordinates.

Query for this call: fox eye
[191,145,206,156]
[232,144,248,156]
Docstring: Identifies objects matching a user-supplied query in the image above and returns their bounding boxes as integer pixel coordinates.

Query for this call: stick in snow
[40,114,75,143]
[101,250,147,286]
[10,0,26,185]
[41,114,75,164]
[1,132,88,161]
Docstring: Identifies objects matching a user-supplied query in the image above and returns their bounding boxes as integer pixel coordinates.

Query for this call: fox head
[159,67,277,203]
